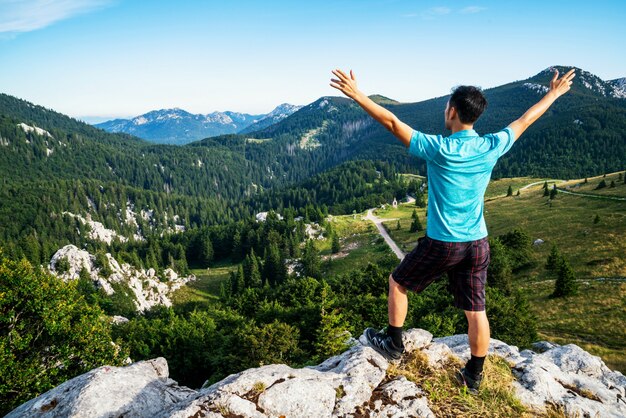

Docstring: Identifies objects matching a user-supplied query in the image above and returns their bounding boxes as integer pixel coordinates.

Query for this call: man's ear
[448,106,458,121]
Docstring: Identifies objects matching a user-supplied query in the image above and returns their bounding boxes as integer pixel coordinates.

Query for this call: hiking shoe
[364,327,405,361]
[455,367,482,394]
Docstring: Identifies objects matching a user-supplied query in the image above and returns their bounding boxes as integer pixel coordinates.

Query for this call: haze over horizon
[0,0,624,122]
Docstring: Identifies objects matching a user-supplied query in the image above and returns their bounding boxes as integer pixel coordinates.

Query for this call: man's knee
[464,310,488,323]
[389,273,408,294]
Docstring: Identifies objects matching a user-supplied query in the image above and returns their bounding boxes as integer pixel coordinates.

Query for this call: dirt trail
[364,208,405,260]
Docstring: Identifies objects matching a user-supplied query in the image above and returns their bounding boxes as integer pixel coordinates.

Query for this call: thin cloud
[428,7,452,15]
[405,6,482,19]
[0,0,114,34]
[460,6,487,14]
[411,6,451,20]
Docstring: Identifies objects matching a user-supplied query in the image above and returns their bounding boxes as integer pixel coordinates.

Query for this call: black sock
[466,355,486,377]
[386,324,404,348]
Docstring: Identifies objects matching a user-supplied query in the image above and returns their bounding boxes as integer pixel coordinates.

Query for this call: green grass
[484,178,626,279]
[376,203,426,252]
[558,171,626,198]
[522,279,626,373]
[169,260,238,308]
[399,173,426,182]
[320,213,397,275]
[484,176,556,199]
[388,352,537,418]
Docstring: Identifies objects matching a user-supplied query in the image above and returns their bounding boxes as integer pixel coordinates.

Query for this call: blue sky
[0,0,624,122]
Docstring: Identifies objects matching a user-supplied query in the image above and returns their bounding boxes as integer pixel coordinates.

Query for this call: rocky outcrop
[7,329,626,417]
[48,244,195,312]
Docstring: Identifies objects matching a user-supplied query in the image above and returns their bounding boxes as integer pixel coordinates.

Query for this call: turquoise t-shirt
[408,127,516,242]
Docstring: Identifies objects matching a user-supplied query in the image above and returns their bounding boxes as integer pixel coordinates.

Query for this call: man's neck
[450,124,474,134]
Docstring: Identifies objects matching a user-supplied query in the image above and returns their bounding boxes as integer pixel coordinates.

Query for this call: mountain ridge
[95,103,302,145]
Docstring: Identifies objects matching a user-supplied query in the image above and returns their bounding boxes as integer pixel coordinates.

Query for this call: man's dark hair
[449,85,487,124]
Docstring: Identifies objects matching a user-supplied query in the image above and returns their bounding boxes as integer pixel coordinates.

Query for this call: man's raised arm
[507,68,576,141]
[330,69,413,147]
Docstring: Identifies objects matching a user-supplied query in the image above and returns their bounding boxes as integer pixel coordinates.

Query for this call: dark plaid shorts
[391,234,490,311]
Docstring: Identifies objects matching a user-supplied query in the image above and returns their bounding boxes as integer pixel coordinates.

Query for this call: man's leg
[464,310,490,357]
[365,235,439,359]
[462,310,489,386]
[389,273,409,327]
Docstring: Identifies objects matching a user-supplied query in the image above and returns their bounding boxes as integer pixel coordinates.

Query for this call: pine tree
[331,233,340,254]
[595,179,607,190]
[235,264,245,292]
[263,243,286,287]
[219,280,231,300]
[507,185,513,197]
[516,190,520,196]
[231,228,241,260]
[593,214,600,224]
[396,220,401,230]
[314,283,350,360]
[228,270,238,295]
[199,233,214,265]
[302,239,322,279]
[487,237,512,294]
[250,257,262,288]
[55,256,70,274]
[545,244,561,272]
[247,249,262,288]
[543,187,550,197]
[542,181,548,190]
[549,186,557,199]
[551,257,578,297]
[610,180,616,188]
[410,210,423,232]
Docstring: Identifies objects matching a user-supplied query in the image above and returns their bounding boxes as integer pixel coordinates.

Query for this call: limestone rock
[435,334,626,417]
[8,329,625,418]
[6,358,196,418]
[434,334,526,366]
[48,244,195,313]
[372,376,435,418]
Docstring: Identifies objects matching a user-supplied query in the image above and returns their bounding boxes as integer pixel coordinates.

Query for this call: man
[329,67,575,392]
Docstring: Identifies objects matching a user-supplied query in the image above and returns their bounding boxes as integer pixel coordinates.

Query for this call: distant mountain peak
[529,65,626,99]
[236,103,303,135]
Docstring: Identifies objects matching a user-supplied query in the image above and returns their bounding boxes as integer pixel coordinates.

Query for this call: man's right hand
[507,68,576,141]
[549,68,576,99]
[330,69,362,100]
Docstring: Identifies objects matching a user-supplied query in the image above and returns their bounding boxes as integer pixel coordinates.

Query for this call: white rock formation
[17,122,53,138]
[255,211,284,222]
[303,222,325,240]
[48,245,196,312]
[62,211,128,245]
[7,329,626,417]
[5,358,196,418]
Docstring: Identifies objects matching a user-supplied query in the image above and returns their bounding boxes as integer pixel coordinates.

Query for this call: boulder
[6,358,196,418]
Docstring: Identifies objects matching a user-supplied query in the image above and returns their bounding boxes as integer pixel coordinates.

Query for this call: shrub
[0,253,128,415]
